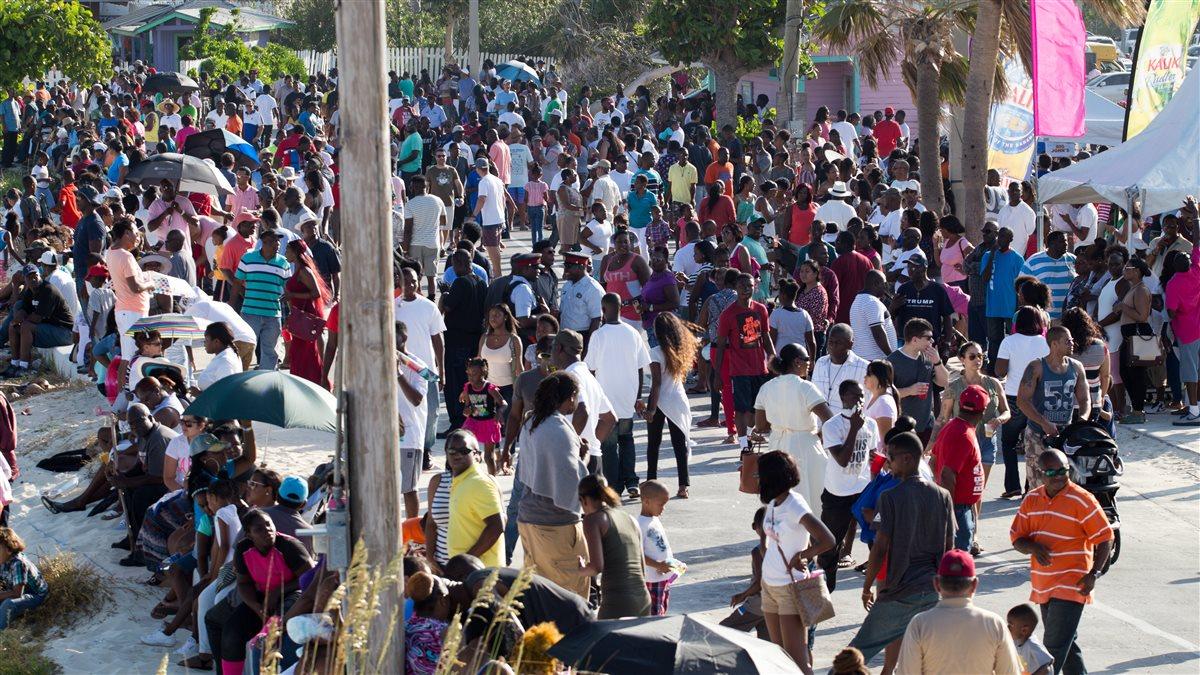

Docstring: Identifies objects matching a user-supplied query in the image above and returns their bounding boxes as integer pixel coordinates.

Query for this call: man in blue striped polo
[234,228,289,369]
[1021,230,1077,322]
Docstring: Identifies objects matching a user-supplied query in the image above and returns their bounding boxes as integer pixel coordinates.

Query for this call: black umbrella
[124,153,234,198]
[182,128,261,170]
[547,614,801,674]
[141,72,201,96]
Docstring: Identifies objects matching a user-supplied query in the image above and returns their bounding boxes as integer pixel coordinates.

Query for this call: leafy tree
[0,0,110,90]
[274,0,337,52]
[183,8,306,81]
[646,0,806,128]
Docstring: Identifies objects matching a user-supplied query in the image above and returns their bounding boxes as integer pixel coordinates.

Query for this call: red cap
[938,549,975,578]
[959,384,990,413]
[85,264,109,280]
[884,106,895,115]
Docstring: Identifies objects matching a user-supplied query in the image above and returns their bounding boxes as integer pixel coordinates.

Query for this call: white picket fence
[182,48,552,78]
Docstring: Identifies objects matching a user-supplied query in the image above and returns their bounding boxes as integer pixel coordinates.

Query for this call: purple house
[103,1,291,71]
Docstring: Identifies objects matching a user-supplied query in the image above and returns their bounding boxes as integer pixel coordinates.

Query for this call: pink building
[737,54,918,129]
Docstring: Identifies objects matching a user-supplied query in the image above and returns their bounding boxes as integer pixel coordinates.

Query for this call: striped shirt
[1010,481,1113,605]
[235,250,290,317]
[1021,252,1077,320]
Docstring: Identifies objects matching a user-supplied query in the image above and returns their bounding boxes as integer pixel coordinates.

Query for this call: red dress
[286,274,329,389]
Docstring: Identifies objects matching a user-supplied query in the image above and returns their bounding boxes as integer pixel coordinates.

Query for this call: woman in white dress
[644,313,698,498]
[752,343,833,517]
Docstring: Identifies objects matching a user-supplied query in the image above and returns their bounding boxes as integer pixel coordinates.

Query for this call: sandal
[998,490,1022,500]
[837,555,856,569]
[675,487,689,499]
[150,602,176,619]
[41,495,62,514]
[696,418,722,428]
[179,655,213,670]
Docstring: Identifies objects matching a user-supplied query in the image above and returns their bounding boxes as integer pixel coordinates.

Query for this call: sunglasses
[1043,467,1069,478]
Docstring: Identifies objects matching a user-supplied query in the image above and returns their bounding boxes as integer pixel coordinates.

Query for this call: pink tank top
[604,254,642,322]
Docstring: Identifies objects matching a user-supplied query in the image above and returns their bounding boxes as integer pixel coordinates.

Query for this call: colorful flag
[1124,0,1200,140]
[1031,0,1087,137]
[987,57,1037,182]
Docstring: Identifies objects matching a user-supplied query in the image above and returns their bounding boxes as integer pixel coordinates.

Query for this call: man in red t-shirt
[714,272,775,452]
[830,231,874,324]
[873,107,902,158]
[932,384,986,551]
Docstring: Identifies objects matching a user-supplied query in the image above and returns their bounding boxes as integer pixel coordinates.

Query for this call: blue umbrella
[182,128,261,170]
[494,60,541,85]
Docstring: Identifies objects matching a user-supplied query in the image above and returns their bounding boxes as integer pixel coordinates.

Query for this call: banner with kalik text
[1124,0,1200,139]
[987,57,1036,182]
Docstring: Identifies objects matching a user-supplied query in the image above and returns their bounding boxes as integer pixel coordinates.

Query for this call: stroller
[1047,419,1123,572]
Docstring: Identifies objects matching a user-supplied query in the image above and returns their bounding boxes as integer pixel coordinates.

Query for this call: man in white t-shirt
[588,159,622,217]
[831,110,860,160]
[395,267,446,467]
[394,321,428,518]
[498,102,525,129]
[584,294,652,498]
[815,182,858,230]
[819,378,878,589]
[848,271,898,361]
[1059,202,1098,250]
[554,330,616,474]
[403,175,447,297]
[254,92,278,140]
[997,181,1036,255]
[874,188,904,261]
[811,324,871,418]
[473,157,508,273]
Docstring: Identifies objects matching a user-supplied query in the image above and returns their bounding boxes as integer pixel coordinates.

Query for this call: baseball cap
[589,159,611,171]
[959,384,990,413]
[85,264,110,280]
[20,264,39,278]
[278,475,310,506]
[77,185,102,206]
[900,179,920,193]
[554,329,584,354]
[564,252,589,266]
[452,125,464,133]
[260,228,286,239]
[189,433,228,457]
[474,157,490,169]
[905,251,928,267]
[884,106,895,115]
[36,250,58,266]
[104,187,124,201]
[937,549,975,578]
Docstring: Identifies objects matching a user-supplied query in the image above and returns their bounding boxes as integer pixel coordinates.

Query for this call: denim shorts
[507,186,526,202]
[977,429,997,465]
[849,590,940,661]
[1179,338,1200,383]
[32,322,74,348]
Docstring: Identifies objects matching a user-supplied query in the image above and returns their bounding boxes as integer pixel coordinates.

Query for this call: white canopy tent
[1042,89,1126,148]
[1040,65,1200,218]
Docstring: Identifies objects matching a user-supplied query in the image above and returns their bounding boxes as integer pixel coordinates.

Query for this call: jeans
[953,503,975,551]
[241,313,281,369]
[0,131,17,168]
[528,205,545,244]
[646,409,689,488]
[0,592,47,629]
[601,417,638,492]
[504,478,525,565]
[35,186,54,209]
[424,379,439,454]
[817,490,859,591]
[968,303,987,347]
[849,590,940,663]
[443,340,477,431]
[986,316,1013,370]
[1166,349,1183,403]
[1000,394,1027,494]
[1041,598,1087,674]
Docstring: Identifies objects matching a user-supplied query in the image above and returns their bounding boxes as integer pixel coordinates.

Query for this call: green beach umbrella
[185,371,337,433]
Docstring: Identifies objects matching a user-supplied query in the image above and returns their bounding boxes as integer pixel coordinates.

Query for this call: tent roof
[104,1,291,36]
[1041,90,1126,147]
[1039,66,1200,217]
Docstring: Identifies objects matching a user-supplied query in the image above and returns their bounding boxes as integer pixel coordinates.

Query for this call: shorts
[409,244,439,275]
[1109,350,1122,385]
[1179,338,1200,382]
[849,591,939,659]
[400,447,422,493]
[761,582,803,616]
[115,310,145,361]
[732,374,770,413]
[31,323,74,348]
[481,223,503,247]
[977,429,997,465]
[507,186,526,203]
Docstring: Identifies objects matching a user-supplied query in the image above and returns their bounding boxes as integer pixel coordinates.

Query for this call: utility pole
[468,0,480,77]
[335,1,403,672]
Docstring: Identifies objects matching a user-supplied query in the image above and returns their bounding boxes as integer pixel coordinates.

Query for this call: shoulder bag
[776,541,836,626]
[286,307,327,342]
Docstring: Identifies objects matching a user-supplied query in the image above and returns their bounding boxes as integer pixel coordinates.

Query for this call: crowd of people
[0,54,1197,675]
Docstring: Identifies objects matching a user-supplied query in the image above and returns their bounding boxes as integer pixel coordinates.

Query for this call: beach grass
[0,627,60,675]
[21,551,113,634]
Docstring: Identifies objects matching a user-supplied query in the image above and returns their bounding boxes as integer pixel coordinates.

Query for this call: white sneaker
[141,630,176,647]
[174,636,199,657]
[1172,412,1200,427]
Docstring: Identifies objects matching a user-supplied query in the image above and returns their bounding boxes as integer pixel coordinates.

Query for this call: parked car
[1120,28,1140,56]
[1088,70,1132,104]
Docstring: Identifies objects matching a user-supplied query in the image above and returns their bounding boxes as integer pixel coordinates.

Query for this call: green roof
[104,1,291,37]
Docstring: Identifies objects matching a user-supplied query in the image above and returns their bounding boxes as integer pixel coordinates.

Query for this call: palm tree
[815,0,979,216]
[960,0,1141,242]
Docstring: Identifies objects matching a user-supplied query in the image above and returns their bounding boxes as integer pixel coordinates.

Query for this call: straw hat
[158,100,179,114]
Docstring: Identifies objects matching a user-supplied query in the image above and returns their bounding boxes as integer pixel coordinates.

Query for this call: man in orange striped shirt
[1011,449,1113,675]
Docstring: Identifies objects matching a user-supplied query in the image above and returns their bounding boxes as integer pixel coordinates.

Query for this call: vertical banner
[1031,0,1087,137]
[987,57,1037,182]
[1124,0,1200,140]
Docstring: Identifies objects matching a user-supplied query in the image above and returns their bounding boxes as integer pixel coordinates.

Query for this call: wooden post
[468,0,480,77]
[335,1,403,672]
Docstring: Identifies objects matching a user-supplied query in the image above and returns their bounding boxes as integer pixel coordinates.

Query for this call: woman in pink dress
[283,240,332,389]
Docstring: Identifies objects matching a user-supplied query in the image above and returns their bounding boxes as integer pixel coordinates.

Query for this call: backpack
[483,274,523,317]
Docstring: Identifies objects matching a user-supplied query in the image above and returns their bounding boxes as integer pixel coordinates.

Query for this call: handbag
[738,440,763,494]
[286,307,327,341]
[1129,333,1162,365]
[776,545,836,626]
